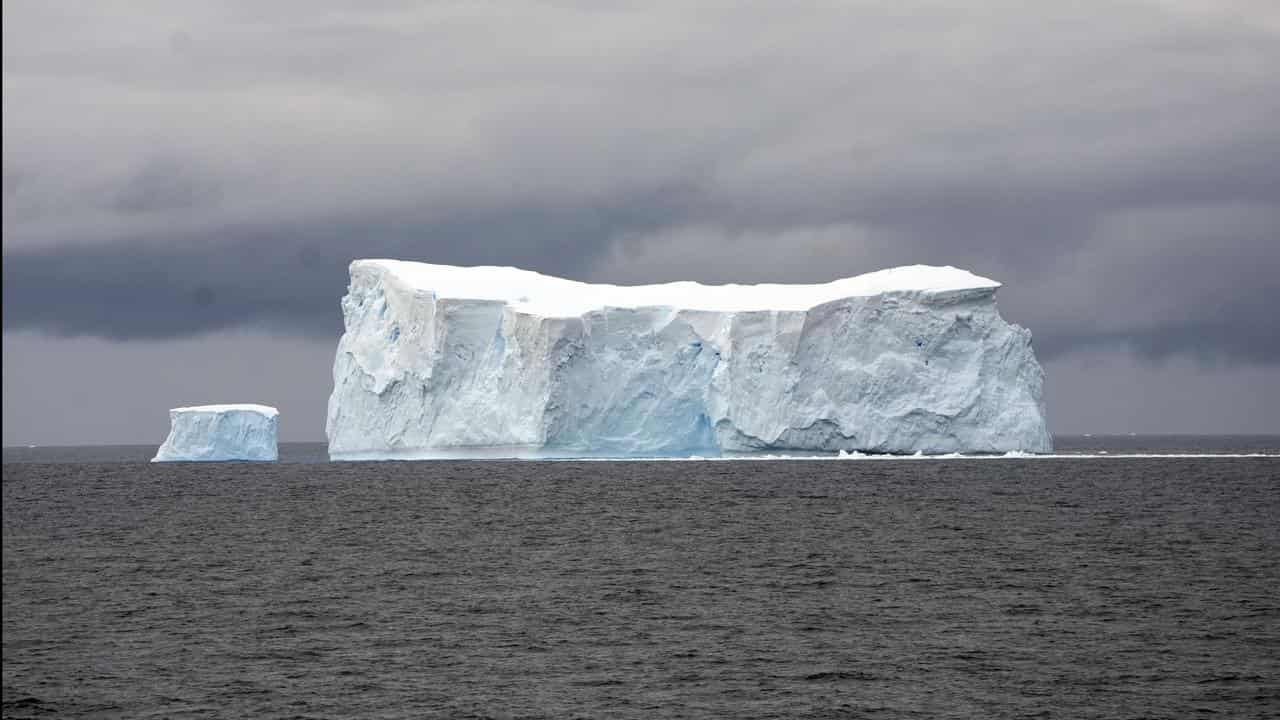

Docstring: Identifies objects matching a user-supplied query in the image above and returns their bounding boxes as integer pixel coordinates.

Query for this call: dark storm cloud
[2,200,684,339]
[4,0,1280,365]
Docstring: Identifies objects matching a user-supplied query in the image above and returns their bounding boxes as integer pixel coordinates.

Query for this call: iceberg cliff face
[326,260,1051,459]
[153,404,279,462]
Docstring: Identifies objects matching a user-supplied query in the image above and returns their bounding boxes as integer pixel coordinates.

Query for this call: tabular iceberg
[326,260,1051,459]
[152,404,279,462]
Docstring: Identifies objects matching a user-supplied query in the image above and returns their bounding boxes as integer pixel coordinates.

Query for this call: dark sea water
[4,438,1279,719]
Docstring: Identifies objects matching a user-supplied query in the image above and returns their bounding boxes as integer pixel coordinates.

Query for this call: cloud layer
[4,2,1279,441]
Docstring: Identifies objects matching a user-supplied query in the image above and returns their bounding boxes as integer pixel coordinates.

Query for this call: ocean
[3,437,1278,719]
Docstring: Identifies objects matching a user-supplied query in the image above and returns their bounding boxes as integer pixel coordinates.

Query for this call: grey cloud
[2,200,680,338]
[112,156,225,215]
[3,0,1279,368]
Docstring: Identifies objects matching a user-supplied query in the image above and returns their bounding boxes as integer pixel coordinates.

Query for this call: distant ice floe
[549,451,1276,462]
[333,449,1276,462]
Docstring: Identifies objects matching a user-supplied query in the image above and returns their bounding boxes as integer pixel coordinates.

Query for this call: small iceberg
[152,404,279,462]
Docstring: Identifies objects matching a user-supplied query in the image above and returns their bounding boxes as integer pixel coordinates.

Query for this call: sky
[4,0,1279,445]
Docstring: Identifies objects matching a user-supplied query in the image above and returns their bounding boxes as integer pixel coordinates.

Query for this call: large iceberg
[152,404,279,462]
[326,260,1051,459]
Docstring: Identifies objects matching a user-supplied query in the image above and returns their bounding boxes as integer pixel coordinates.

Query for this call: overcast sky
[4,0,1279,445]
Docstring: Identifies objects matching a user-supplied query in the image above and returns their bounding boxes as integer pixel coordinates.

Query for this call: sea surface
[3,437,1278,719]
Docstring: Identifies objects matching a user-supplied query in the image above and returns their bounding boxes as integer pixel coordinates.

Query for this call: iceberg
[326,260,1051,459]
[152,404,279,462]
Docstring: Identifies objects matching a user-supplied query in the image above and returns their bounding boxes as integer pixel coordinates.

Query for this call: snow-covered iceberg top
[359,259,1001,316]
[152,404,279,462]
[327,260,1050,459]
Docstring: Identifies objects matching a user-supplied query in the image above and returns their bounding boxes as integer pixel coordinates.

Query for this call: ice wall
[326,260,1051,459]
